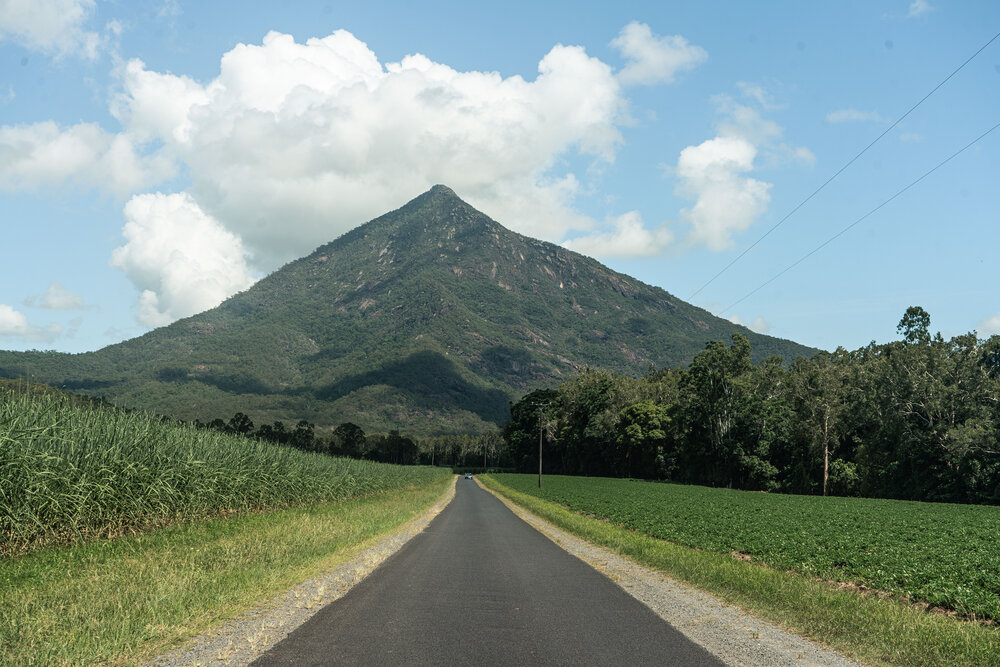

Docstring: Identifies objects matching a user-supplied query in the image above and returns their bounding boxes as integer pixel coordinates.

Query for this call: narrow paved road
[254,479,723,666]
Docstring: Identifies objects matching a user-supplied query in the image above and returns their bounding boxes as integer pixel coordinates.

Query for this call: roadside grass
[480,475,1000,667]
[0,477,452,666]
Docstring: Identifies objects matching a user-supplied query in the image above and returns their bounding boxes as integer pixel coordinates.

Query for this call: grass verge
[0,477,452,666]
[480,475,1000,667]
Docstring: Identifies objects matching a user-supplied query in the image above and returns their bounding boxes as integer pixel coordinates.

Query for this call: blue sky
[1,0,997,355]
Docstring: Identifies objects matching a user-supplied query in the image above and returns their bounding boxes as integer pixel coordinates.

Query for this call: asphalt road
[253,479,723,666]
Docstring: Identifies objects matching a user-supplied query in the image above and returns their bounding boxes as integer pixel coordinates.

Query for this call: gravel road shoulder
[148,474,863,667]
[479,480,864,667]
[146,477,457,667]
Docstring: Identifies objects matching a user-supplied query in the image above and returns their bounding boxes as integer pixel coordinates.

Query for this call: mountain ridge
[0,186,818,435]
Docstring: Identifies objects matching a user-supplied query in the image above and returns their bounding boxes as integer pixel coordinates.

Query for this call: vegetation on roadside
[493,474,1000,621]
[0,388,451,556]
[481,475,1000,667]
[505,307,1000,505]
[0,478,452,666]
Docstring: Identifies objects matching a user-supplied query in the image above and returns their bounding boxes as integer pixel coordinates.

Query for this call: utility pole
[483,435,487,474]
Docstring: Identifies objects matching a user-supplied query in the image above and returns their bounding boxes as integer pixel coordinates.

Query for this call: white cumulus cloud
[675,136,771,250]
[0,121,174,196]
[110,29,630,268]
[0,304,60,341]
[0,304,32,337]
[5,25,713,325]
[0,0,100,58]
[25,283,83,310]
[110,193,256,327]
[826,108,885,123]
[562,211,672,259]
[669,86,811,250]
[611,21,707,86]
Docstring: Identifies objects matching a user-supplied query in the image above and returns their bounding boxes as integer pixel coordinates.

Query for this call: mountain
[0,185,817,435]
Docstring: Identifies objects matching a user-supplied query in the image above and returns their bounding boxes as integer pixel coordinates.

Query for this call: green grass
[482,474,1000,667]
[0,476,452,666]
[1,390,450,555]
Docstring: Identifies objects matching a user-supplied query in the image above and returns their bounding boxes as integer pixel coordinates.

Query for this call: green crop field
[494,474,1000,621]
[1,388,450,555]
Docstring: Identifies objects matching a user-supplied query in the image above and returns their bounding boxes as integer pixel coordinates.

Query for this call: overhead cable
[720,120,1000,315]
[689,29,1000,300]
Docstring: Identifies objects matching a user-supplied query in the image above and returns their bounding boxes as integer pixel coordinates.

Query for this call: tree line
[194,413,507,469]
[195,414,421,465]
[503,307,1000,505]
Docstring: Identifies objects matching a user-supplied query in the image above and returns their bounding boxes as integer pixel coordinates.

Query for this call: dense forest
[504,307,1000,505]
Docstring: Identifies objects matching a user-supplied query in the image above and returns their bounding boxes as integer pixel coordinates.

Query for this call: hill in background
[0,186,816,435]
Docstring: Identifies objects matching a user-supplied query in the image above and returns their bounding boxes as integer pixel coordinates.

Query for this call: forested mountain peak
[326,182,498,247]
[0,186,816,435]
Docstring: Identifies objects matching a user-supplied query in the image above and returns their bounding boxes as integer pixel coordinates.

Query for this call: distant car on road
[464,473,473,479]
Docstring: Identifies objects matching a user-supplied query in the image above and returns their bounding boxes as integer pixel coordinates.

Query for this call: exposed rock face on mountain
[0,185,816,435]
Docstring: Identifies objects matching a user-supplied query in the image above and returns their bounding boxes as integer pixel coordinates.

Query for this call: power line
[721,119,1000,315]
[689,29,1000,301]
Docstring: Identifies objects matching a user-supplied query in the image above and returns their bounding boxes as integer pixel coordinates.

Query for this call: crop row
[0,391,450,555]
[494,474,1000,621]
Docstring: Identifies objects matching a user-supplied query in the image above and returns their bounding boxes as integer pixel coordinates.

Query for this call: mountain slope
[0,186,817,435]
